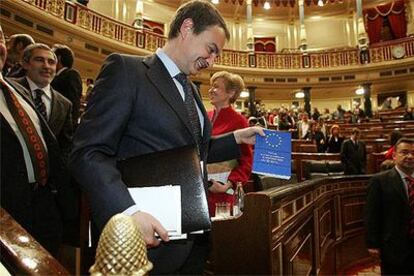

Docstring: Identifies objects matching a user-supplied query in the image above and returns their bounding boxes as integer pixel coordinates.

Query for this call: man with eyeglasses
[365,137,414,275]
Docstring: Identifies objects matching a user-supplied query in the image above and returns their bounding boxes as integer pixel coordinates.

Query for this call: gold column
[298,0,307,51]
[246,0,254,53]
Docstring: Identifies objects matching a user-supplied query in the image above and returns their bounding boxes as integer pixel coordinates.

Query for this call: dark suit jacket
[365,168,413,266]
[326,135,344,153]
[69,53,240,231]
[1,78,78,254]
[340,139,366,174]
[51,67,82,127]
[13,77,73,162]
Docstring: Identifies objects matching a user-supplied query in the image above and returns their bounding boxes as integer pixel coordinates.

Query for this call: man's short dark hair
[10,34,35,49]
[352,128,360,135]
[168,0,230,41]
[390,130,403,146]
[395,137,414,149]
[22,43,56,63]
[52,44,75,68]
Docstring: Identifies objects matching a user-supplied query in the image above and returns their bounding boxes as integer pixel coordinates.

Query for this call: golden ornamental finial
[90,214,153,276]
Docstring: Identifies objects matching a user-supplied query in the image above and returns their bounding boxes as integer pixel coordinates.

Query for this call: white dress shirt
[26,77,53,120]
[395,166,414,198]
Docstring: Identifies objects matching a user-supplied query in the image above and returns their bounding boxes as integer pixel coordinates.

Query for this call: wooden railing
[0,208,68,275]
[15,0,414,69]
[209,176,371,275]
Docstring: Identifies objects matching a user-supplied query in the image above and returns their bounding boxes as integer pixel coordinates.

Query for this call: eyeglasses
[397,151,414,157]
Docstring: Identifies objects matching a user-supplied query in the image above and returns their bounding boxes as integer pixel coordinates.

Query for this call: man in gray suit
[365,138,414,274]
[13,43,73,162]
[70,0,262,273]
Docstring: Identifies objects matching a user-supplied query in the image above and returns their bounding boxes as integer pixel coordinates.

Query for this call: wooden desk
[209,176,371,275]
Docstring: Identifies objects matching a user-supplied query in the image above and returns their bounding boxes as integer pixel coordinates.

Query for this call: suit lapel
[389,168,409,204]
[143,55,194,138]
[15,77,32,100]
[49,88,64,128]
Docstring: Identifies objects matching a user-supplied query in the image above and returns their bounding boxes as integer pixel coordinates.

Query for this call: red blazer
[207,106,253,216]
[208,106,253,185]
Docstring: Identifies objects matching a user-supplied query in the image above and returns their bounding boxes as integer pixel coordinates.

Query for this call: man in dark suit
[13,43,73,162]
[341,128,367,174]
[51,44,82,128]
[0,25,77,256]
[365,138,414,275]
[2,33,34,77]
[69,1,263,274]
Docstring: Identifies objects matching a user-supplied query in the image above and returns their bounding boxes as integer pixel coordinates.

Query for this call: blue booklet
[252,130,291,179]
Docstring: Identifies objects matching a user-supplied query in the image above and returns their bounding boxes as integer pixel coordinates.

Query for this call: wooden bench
[209,176,371,275]
[292,152,341,182]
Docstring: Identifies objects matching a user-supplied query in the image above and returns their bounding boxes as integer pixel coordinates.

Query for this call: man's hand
[234,126,265,145]
[367,248,380,259]
[131,211,169,248]
[209,180,232,193]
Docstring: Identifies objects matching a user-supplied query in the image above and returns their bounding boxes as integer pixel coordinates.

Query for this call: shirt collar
[26,77,52,100]
[395,166,414,180]
[155,48,181,78]
[56,67,68,76]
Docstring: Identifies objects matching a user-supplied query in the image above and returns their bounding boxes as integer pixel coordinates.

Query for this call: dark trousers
[381,240,414,275]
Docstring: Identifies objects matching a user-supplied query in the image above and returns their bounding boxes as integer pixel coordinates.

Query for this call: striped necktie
[33,88,47,120]
[405,176,414,238]
[174,73,202,146]
[1,79,49,186]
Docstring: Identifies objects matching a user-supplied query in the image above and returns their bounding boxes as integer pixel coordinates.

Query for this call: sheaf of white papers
[208,171,231,184]
[128,185,182,238]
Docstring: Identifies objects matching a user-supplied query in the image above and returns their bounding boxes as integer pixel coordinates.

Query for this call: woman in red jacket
[207,71,253,216]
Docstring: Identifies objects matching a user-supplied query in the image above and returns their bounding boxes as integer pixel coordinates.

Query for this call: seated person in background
[341,128,367,175]
[384,130,403,160]
[207,71,253,216]
[278,111,293,131]
[353,104,365,123]
[312,122,326,153]
[84,78,94,103]
[326,124,344,153]
[403,106,414,121]
[318,117,327,137]
[297,112,312,139]
[332,104,345,120]
[268,108,277,126]
[381,97,392,110]
[311,107,320,121]
[320,108,332,121]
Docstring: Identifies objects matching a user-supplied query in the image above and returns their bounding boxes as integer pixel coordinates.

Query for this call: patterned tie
[405,176,414,239]
[33,89,47,120]
[1,80,49,186]
[174,73,202,146]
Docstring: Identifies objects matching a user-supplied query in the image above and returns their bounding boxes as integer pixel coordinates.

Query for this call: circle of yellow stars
[265,132,283,148]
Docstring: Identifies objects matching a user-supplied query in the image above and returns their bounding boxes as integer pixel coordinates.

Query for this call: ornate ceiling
[147,0,394,21]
